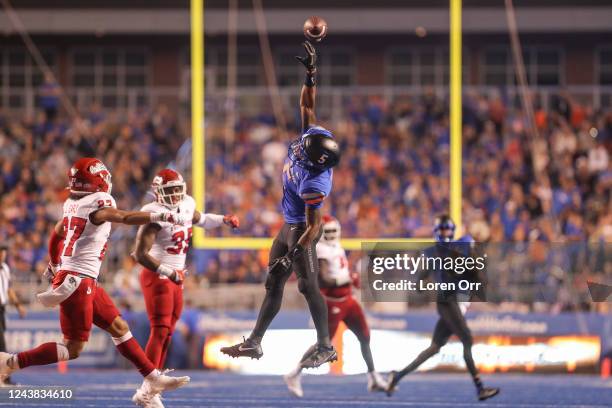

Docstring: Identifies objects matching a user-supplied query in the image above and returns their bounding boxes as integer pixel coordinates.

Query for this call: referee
[0,245,26,385]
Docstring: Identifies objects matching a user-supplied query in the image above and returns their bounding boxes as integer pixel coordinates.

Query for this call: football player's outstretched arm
[132,223,162,272]
[296,41,317,132]
[90,207,186,226]
[192,211,240,229]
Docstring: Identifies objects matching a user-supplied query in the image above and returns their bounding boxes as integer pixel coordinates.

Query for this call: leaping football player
[221,41,341,368]
[386,215,500,401]
[0,158,190,407]
[132,168,238,398]
[284,215,388,397]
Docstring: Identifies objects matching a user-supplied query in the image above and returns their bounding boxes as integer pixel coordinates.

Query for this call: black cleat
[478,387,500,401]
[300,344,337,369]
[220,337,263,360]
[385,371,399,397]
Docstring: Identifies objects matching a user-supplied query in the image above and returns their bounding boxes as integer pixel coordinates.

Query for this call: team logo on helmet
[88,162,108,175]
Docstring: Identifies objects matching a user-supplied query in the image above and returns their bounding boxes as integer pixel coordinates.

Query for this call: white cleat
[144,369,190,394]
[132,389,164,408]
[367,371,389,393]
[132,369,189,407]
[0,353,15,382]
[283,372,303,398]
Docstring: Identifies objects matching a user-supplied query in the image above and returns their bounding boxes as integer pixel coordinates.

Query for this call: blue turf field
[1,370,611,407]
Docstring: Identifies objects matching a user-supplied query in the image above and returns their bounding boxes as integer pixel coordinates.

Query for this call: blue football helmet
[434,214,455,242]
[288,126,340,171]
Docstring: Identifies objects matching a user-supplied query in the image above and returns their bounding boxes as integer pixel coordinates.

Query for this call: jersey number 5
[167,228,193,255]
[62,216,87,257]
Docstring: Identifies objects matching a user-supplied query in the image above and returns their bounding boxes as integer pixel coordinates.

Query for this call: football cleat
[299,344,337,369]
[132,389,164,408]
[132,368,189,407]
[385,371,400,397]
[367,371,389,393]
[283,372,303,398]
[0,353,16,382]
[220,337,263,360]
[478,386,500,401]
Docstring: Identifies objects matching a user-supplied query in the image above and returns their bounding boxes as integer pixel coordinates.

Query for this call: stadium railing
[2,85,612,119]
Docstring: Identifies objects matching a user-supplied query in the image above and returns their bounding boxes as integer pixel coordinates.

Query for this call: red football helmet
[152,168,186,209]
[322,215,341,243]
[68,157,112,195]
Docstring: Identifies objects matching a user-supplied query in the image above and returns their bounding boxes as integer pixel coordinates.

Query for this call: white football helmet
[322,215,341,243]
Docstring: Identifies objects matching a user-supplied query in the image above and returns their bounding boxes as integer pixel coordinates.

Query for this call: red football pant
[17,271,155,377]
[17,271,117,367]
[55,270,120,342]
[140,268,183,369]
[326,295,370,342]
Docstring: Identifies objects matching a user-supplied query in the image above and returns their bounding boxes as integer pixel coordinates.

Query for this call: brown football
[303,16,328,42]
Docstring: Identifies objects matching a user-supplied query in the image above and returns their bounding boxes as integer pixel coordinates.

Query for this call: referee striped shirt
[0,262,10,306]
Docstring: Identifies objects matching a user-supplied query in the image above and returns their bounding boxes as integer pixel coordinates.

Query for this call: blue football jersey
[281,157,333,224]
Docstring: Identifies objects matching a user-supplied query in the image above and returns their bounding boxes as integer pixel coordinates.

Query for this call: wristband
[150,212,164,223]
[304,71,316,87]
[156,264,174,277]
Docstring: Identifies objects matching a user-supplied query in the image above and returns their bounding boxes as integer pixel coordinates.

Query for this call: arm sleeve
[48,229,64,265]
[195,213,225,229]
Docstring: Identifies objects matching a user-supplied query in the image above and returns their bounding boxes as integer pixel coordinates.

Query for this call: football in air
[303,16,328,42]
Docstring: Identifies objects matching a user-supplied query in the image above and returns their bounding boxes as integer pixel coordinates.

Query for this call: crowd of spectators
[0,89,610,306]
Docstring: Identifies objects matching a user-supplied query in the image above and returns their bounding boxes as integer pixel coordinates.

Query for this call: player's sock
[359,339,375,372]
[462,341,480,383]
[158,332,172,369]
[16,342,69,369]
[287,363,303,377]
[250,282,286,342]
[145,325,170,368]
[302,287,331,346]
[473,375,483,391]
[113,331,155,377]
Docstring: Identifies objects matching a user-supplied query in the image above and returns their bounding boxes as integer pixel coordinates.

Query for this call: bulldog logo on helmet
[89,162,108,175]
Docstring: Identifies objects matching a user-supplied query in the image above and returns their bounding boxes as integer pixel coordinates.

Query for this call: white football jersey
[60,192,116,279]
[141,195,196,270]
[316,240,350,284]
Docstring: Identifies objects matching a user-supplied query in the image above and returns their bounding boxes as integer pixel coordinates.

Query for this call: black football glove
[268,244,305,276]
[295,41,317,73]
[268,256,292,276]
